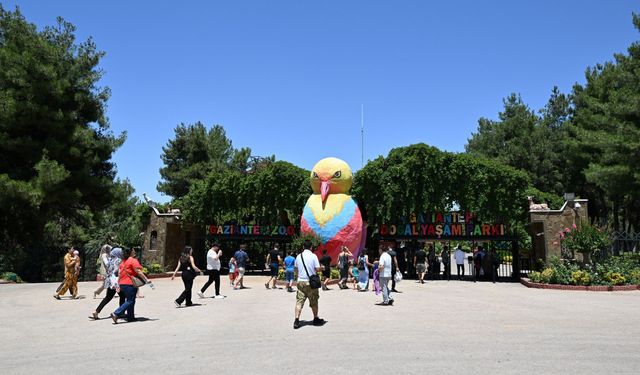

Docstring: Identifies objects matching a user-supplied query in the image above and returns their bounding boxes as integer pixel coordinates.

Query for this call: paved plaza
[1,276,639,374]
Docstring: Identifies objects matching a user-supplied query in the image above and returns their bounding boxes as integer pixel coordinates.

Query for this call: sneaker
[388,299,394,306]
[197,291,205,299]
[214,295,226,299]
[53,295,61,300]
[312,317,326,326]
[174,300,181,307]
[376,302,390,306]
[293,319,301,329]
[265,283,270,289]
[110,313,119,324]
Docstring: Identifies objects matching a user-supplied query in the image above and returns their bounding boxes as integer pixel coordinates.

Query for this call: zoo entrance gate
[373,234,523,281]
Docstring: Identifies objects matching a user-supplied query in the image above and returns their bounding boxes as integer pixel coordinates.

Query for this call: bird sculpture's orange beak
[320,180,330,203]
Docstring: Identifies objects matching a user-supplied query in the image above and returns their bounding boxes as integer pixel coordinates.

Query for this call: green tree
[181,160,310,226]
[352,143,532,228]
[158,122,236,198]
[568,14,640,231]
[466,92,567,195]
[0,7,124,278]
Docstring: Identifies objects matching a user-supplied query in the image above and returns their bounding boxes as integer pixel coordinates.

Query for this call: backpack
[357,256,365,271]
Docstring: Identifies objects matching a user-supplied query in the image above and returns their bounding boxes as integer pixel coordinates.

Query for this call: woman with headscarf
[110,247,150,323]
[90,247,123,320]
[93,244,112,298]
[171,246,202,307]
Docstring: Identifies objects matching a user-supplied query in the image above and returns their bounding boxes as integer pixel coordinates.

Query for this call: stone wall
[141,208,205,271]
[142,209,181,270]
[529,199,588,262]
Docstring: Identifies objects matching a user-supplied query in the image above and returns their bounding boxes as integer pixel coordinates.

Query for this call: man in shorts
[414,244,428,284]
[233,244,249,289]
[293,240,325,329]
[283,250,296,292]
[319,249,332,291]
[265,244,282,289]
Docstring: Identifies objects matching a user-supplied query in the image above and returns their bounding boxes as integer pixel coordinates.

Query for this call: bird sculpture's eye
[333,171,342,178]
[312,172,319,179]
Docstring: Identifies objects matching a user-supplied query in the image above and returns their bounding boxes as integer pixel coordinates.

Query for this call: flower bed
[525,253,640,290]
[521,277,640,291]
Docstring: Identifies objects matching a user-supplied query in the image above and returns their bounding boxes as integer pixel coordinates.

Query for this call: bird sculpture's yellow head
[310,157,353,203]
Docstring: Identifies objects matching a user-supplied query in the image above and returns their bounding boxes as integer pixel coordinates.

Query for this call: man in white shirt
[198,243,224,298]
[454,244,466,280]
[293,240,325,329]
[377,245,394,306]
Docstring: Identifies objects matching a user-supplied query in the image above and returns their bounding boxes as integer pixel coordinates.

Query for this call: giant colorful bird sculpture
[301,157,364,264]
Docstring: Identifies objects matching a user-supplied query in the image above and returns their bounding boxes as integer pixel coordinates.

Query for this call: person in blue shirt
[283,250,296,293]
[233,243,250,290]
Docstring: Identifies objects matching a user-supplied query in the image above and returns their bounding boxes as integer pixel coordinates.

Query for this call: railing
[610,231,640,256]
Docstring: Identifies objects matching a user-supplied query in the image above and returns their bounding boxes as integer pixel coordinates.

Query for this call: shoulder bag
[300,253,321,289]
[124,261,145,288]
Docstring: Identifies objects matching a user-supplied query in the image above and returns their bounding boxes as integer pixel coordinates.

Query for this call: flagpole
[361,104,364,168]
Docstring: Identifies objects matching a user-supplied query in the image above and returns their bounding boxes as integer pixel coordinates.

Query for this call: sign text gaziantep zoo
[208,224,296,236]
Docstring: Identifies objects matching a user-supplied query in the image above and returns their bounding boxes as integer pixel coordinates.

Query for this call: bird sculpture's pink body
[300,157,364,264]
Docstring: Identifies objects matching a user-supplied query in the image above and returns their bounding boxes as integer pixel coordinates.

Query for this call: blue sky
[4,1,639,202]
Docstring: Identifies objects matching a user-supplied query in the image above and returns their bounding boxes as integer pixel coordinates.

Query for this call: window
[150,231,158,250]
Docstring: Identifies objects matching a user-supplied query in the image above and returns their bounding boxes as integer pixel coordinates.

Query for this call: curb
[520,278,640,291]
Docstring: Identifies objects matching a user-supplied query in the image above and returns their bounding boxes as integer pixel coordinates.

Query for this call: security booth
[142,206,206,272]
[369,211,520,281]
[206,223,297,274]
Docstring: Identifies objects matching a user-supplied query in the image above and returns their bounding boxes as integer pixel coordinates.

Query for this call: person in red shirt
[110,247,149,323]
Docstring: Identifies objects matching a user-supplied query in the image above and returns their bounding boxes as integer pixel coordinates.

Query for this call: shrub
[528,271,542,283]
[547,256,575,284]
[141,267,149,274]
[278,267,340,281]
[1,272,23,283]
[604,272,626,286]
[330,268,340,279]
[559,221,610,261]
[528,255,640,286]
[540,268,554,283]
[571,270,591,286]
[291,233,321,252]
[277,268,299,281]
[149,263,163,274]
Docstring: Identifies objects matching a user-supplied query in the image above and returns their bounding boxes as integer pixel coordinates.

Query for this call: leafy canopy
[0,6,125,278]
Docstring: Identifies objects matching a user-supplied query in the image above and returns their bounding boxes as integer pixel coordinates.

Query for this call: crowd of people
[54,240,505,328]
